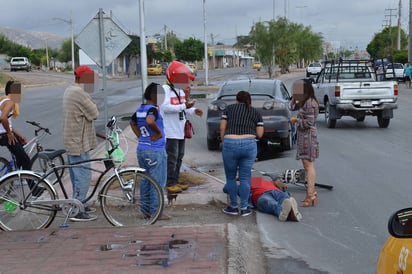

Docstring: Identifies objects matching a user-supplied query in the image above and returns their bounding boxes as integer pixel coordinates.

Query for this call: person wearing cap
[160,61,203,198]
[63,65,99,222]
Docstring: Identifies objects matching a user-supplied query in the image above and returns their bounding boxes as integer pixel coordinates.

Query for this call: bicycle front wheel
[0,172,57,231]
[100,168,164,226]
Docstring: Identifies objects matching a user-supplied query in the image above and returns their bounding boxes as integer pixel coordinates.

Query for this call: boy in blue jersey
[130,83,169,219]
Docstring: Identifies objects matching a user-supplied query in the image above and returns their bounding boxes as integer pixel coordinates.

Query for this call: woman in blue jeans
[220,91,264,217]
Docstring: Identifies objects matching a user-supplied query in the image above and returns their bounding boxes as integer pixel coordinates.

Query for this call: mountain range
[0,27,65,50]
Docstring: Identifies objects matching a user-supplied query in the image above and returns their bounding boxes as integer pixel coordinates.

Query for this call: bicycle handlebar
[26,121,51,135]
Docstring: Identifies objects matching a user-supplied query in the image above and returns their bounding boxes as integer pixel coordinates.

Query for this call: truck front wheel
[325,101,336,128]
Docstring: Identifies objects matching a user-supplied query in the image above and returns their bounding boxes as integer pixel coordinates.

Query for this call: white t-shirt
[160,84,196,139]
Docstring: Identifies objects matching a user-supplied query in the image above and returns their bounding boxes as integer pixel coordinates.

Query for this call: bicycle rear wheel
[0,157,11,177]
[100,168,164,226]
[30,152,65,182]
[0,172,57,231]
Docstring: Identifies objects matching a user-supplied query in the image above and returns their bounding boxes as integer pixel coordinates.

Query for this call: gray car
[206,79,294,152]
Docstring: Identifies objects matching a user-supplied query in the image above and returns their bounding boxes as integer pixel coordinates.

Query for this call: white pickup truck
[312,60,398,128]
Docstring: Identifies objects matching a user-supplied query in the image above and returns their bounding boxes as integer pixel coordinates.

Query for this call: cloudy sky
[0,0,408,50]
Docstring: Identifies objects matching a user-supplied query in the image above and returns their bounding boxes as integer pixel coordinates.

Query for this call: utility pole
[203,0,208,86]
[164,25,167,50]
[397,0,401,50]
[386,8,397,54]
[409,0,412,62]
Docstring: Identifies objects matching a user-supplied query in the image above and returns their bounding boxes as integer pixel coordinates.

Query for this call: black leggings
[0,133,31,170]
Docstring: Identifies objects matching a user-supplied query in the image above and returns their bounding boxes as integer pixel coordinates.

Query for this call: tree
[59,38,79,69]
[249,18,323,77]
[366,26,408,60]
[174,37,204,62]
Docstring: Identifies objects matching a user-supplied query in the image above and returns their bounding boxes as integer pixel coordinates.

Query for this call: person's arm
[0,100,16,145]
[256,125,264,139]
[273,180,287,191]
[146,108,162,141]
[129,112,140,139]
[11,128,27,145]
[81,93,99,121]
[160,86,187,114]
[219,119,227,141]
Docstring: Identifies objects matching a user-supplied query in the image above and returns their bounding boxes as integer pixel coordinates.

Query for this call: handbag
[170,84,195,139]
[184,120,194,139]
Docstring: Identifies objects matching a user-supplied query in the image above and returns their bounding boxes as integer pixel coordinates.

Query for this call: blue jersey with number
[134,104,165,151]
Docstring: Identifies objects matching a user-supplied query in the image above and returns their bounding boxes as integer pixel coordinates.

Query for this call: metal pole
[409,0,412,62]
[70,12,75,71]
[98,8,108,144]
[203,0,208,86]
[139,0,148,101]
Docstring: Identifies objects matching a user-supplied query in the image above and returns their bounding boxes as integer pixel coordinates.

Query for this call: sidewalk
[0,127,235,274]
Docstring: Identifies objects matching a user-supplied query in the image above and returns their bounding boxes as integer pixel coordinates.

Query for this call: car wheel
[325,101,336,128]
[207,138,220,151]
[377,114,390,128]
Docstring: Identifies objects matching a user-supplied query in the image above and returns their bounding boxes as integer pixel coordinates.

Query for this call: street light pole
[203,0,208,86]
[53,13,75,72]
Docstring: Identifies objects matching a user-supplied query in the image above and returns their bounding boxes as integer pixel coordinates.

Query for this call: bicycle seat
[38,149,66,161]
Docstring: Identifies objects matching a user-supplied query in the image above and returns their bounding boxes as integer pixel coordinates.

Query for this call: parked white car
[385,63,404,81]
[306,62,322,77]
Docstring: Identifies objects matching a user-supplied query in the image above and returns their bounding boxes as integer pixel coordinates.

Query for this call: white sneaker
[278,198,292,221]
[289,197,303,222]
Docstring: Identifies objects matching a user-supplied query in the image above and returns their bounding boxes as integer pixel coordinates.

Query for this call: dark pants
[0,133,31,170]
[165,138,185,187]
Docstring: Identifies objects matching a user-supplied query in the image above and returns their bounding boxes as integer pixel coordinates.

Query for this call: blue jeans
[165,138,185,187]
[138,149,167,215]
[222,138,257,209]
[256,190,290,217]
[67,153,91,206]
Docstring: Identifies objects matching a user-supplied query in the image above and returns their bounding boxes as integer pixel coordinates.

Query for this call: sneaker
[69,212,97,222]
[85,206,97,213]
[240,208,252,217]
[177,183,189,191]
[288,197,302,222]
[279,198,292,222]
[222,206,239,216]
[166,185,183,194]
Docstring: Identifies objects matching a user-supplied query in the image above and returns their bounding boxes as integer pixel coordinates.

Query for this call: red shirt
[250,177,280,206]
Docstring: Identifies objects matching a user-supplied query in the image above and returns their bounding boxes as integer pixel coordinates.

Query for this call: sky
[0,0,408,51]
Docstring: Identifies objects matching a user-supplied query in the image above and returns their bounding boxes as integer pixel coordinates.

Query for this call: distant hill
[0,27,64,50]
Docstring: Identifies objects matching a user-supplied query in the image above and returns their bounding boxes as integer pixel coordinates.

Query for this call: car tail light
[334,86,340,97]
[394,84,398,96]
[263,100,286,110]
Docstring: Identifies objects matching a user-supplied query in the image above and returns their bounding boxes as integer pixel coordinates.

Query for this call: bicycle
[256,168,334,190]
[0,116,164,231]
[0,121,65,179]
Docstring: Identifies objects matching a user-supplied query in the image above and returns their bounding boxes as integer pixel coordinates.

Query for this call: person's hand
[290,117,298,124]
[195,108,203,117]
[18,135,27,145]
[274,180,287,191]
[150,132,162,142]
[185,101,195,109]
[7,132,16,145]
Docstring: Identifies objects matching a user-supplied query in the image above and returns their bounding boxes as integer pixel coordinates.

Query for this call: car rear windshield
[12,58,25,62]
[387,64,403,69]
[220,82,275,96]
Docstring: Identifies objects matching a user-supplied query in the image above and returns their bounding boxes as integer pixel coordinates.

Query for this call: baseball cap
[74,65,93,77]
